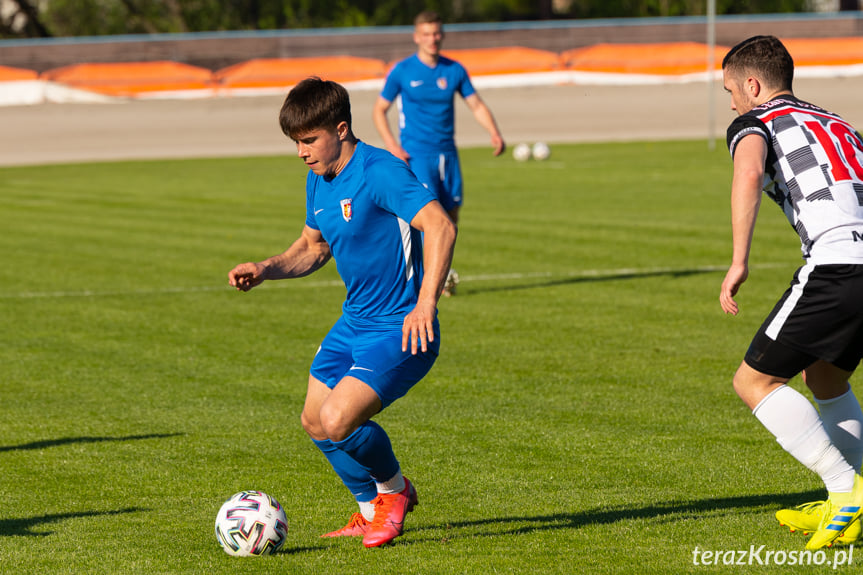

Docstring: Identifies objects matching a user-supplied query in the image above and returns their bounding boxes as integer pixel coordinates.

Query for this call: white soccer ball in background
[512,142,531,162]
[215,490,288,557]
[531,142,551,161]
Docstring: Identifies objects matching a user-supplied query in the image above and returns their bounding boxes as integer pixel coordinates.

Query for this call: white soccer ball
[531,142,551,161]
[215,491,288,557]
[512,143,531,162]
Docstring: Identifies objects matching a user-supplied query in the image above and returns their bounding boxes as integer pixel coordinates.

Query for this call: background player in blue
[720,36,863,551]
[228,77,457,548]
[373,10,504,296]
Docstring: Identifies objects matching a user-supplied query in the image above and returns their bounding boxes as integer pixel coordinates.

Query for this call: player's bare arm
[372,96,411,163]
[464,93,505,156]
[229,225,331,292]
[720,134,767,315]
[401,201,457,354]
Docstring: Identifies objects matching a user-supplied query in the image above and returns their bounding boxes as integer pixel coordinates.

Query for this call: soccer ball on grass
[512,143,531,162]
[531,142,551,161]
[215,490,288,556]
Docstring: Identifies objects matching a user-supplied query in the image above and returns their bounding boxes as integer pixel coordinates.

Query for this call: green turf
[0,141,850,573]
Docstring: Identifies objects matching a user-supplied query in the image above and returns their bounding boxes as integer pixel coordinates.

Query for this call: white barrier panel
[0,80,43,105]
[42,82,117,104]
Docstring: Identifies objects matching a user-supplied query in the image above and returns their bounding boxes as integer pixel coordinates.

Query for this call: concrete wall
[1,13,862,73]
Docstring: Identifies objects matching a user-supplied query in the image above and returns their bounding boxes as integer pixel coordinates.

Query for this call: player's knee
[318,402,355,442]
[732,365,756,401]
[732,362,788,410]
[300,408,326,440]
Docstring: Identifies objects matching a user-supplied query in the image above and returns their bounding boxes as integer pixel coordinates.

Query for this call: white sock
[753,385,855,493]
[375,468,405,495]
[358,500,376,522]
[816,388,863,473]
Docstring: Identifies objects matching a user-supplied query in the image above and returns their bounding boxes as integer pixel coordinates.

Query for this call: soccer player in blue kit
[720,36,863,550]
[373,10,505,296]
[228,77,457,548]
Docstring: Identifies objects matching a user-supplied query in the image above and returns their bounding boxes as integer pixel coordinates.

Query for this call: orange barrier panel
[562,42,729,75]
[215,56,387,88]
[437,47,562,76]
[41,61,214,96]
[781,37,863,67]
[21,37,863,100]
[0,65,38,81]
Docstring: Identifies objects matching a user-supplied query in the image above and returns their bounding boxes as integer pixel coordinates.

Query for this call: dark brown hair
[722,35,794,92]
[279,77,352,139]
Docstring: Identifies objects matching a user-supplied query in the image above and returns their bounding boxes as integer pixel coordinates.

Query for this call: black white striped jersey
[727,95,863,264]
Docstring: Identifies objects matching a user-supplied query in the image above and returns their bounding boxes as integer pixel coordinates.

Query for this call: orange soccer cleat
[362,477,418,548]
[321,512,370,538]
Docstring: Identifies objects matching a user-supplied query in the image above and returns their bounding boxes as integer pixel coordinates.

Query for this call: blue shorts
[408,151,463,213]
[310,315,440,409]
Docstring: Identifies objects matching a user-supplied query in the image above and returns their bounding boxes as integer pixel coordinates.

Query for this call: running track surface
[2,76,863,167]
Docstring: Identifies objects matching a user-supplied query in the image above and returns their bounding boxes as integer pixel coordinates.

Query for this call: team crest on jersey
[437,77,447,90]
[340,198,353,222]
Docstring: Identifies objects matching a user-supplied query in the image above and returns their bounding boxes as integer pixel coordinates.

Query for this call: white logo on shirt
[410,80,423,88]
[314,208,324,215]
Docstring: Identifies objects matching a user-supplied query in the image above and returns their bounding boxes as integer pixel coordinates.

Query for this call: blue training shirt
[380,54,475,155]
[305,141,437,328]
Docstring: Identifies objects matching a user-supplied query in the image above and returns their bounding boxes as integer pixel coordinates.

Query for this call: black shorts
[744,263,863,378]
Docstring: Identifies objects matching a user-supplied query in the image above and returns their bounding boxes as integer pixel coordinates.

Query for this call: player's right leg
[806,362,863,473]
[303,317,381,536]
[434,153,462,296]
[302,376,379,536]
[343,325,438,547]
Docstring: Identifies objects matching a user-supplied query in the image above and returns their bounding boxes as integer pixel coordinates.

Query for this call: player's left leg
[733,362,846,485]
[438,152,462,296]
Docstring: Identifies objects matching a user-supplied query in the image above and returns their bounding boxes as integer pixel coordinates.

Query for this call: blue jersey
[305,141,436,328]
[380,54,475,155]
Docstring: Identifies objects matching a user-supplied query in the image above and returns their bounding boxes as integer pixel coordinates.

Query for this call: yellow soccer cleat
[777,501,862,544]
[806,475,863,550]
[776,501,824,535]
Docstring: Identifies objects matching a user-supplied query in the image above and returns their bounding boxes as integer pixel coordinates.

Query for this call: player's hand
[719,262,748,316]
[402,300,436,355]
[228,262,266,292]
[392,146,411,164]
[491,135,506,157]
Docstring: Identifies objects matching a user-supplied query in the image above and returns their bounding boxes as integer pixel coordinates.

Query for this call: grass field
[1,141,851,573]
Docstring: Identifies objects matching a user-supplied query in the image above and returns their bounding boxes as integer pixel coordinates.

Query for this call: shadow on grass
[462,267,720,296]
[0,508,146,537]
[0,433,185,453]
[412,489,825,540]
